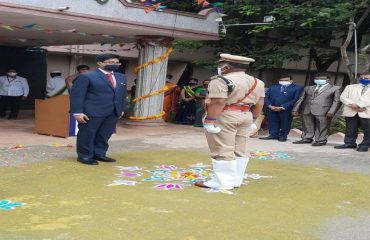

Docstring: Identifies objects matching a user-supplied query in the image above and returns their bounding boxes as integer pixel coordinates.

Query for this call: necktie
[106,73,115,88]
[361,85,368,95]
[314,85,321,96]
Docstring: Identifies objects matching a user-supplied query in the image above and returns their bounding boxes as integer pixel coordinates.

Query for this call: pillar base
[124,118,167,126]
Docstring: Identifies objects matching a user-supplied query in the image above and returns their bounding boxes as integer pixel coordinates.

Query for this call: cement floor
[1,111,369,240]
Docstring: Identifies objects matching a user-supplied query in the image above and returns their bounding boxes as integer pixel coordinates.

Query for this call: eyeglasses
[103,61,121,65]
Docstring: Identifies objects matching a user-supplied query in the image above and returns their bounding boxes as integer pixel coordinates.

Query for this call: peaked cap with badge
[219,53,255,65]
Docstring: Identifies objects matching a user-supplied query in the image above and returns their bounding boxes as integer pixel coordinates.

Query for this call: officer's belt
[223,104,251,112]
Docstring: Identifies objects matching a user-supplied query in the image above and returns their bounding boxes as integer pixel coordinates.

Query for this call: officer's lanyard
[233,77,258,105]
[7,76,17,84]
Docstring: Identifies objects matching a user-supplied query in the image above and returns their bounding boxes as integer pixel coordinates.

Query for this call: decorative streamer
[133,47,173,73]
[129,47,174,121]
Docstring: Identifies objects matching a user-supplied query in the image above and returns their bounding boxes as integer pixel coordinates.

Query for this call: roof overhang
[0,0,220,47]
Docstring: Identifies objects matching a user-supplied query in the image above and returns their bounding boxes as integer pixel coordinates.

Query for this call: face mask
[7,72,17,77]
[279,81,292,86]
[359,78,370,85]
[104,64,120,72]
[314,79,327,85]
[217,67,222,76]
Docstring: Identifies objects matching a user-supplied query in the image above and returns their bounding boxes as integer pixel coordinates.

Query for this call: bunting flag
[195,0,223,12]
[0,22,121,40]
[0,25,14,31]
[140,0,167,13]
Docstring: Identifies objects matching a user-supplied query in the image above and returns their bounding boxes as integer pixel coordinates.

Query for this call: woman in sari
[193,80,210,127]
[175,78,199,124]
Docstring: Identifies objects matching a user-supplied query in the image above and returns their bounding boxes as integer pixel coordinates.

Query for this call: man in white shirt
[0,69,29,120]
[335,72,370,152]
[292,73,341,146]
[45,70,68,98]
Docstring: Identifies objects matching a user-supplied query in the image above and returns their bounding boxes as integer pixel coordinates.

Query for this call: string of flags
[0,23,122,40]
[46,45,137,53]
[196,0,223,12]
[138,0,223,14]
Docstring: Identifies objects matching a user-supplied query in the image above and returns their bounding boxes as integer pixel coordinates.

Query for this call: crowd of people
[0,53,369,190]
[260,72,370,152]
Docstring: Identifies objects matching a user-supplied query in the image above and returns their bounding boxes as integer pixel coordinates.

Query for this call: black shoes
[334,144,357,149]
[77,158,99,165]
[357,147,369,152]
[278,138,287,142]
[259,136,279,140]
[77,156,116,165]
[312,142,327,146]
[293,140,312,144]
[93,156,117,162]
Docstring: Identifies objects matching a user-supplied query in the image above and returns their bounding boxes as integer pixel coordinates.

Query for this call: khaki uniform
[205,71,265,160]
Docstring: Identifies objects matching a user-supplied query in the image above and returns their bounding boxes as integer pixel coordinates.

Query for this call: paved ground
[1,112,369,240]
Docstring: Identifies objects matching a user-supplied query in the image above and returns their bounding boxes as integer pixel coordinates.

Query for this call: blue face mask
[314,79,327,85]
[104,64,120,72]
[359,78,370,85]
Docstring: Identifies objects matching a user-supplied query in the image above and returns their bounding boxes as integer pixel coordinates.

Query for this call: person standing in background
[163,74,180,122]
[260,75,303,142]
[193,79,210,127]
[334,72,370,152]
[175,78,198,124]
[46,70,68,98]
[65,65,90,91]
[292,73,341,146]
[0,69,29,120]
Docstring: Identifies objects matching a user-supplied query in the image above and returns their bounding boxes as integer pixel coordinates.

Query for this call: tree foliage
[170,0,370,72]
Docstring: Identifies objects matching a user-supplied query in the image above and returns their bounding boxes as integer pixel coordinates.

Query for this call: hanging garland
[132,85,176,103]
[133,47,173,73]
[130,46,174,120]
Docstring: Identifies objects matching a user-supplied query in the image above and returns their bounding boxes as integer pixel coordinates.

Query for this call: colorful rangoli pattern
[0,200,26,210]
[108,160,276,194]
[108,164,210,191]
[250,151,292,160]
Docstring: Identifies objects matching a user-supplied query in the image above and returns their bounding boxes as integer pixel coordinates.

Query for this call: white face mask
[279,81,292,86]
[7,72,17,77]
[217,67,222,76]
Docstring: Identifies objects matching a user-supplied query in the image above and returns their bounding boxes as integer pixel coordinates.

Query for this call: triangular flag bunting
[23,24,36,29]
[0,25,14,31]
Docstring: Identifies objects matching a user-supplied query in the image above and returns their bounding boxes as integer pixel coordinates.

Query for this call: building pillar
[129,36,173,125]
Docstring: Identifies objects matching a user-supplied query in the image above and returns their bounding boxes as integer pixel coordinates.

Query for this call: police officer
[195,54,265,190]
[0,69,29,120]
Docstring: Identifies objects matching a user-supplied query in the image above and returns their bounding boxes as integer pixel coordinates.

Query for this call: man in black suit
[70,54,127,165]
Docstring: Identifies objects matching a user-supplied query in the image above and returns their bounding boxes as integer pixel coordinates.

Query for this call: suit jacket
[70,69,127,117]
[293,84,342,116]
[340,84,370,119]
[265,84,304,110]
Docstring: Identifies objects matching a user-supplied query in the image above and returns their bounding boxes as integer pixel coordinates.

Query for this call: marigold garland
[132,85,176,103]
[133,47,173,73]
[130,46,174,120]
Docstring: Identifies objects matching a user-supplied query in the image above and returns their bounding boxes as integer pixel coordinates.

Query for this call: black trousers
[76,114,118,159]
[0,96,22,119]
[344,114,370,148]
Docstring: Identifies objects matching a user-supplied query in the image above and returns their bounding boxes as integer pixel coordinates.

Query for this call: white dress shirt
[98,68,116,88]
[314,83,329,93]
[46,76,68,97]
[0,75,29,97]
